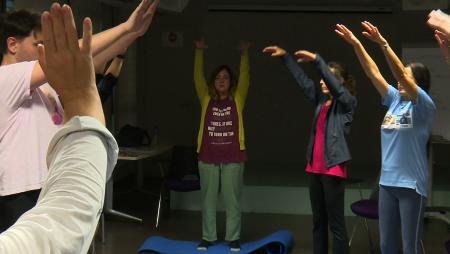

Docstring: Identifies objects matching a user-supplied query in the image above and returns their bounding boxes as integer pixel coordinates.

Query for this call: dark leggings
[0,189,40,232]
[309,174,349,254]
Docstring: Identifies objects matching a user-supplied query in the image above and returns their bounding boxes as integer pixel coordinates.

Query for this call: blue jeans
[379,185,426,254]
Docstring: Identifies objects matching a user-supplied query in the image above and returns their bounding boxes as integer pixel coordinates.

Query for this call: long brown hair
[328,61,357,96]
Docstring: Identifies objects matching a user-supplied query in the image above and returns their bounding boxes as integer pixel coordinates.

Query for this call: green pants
[198,161,244,242]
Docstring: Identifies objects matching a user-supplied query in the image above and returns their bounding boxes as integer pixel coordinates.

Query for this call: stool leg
[155,184,163,228]
[363,218,375,254]
[349,217,361,247]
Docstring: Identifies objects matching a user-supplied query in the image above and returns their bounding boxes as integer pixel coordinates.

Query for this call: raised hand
[361,21,387,45]
[294,50,316,63]
[427,10,450,39]
[39,3,103,124]
[262,46,286,57]
[39,3,94,99]
[239,40,251,51]
[194,38,208,49]
[434,30,450,61]
[124,0,160,37]
[335,24,360,45]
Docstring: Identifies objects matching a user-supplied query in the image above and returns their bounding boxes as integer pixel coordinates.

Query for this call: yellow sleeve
[194,49,209,101]
[235,49,250,104]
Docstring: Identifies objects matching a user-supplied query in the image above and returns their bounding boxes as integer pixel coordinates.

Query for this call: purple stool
[446,240,450,254]
[349,199,378,254]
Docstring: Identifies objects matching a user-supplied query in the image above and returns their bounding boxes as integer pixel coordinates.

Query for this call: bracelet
[117,54,125,59]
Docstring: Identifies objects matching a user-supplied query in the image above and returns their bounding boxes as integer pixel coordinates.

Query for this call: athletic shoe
[229,240,241,252]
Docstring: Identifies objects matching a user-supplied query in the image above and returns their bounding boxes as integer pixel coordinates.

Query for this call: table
[102,143,173,240]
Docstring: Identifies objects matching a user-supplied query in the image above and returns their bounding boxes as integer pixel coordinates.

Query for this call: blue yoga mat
[139,230,293,254]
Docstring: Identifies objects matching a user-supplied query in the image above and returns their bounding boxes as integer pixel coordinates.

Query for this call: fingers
[82,21,92,56]
[361,21,372,33]
[435,33,444,46]
[335,29,344,37]
[144,0,159,19]
[262,46,276,53]
[136,0,149,17]
[362,31,371,39]
[335,24,350,37]
[295,50,314,63]
[61,4,79,52]
[50,3,68,51]
[338,24,350,34]
[294,50,307,57]
[81,17,93,55]
[41,11,56,54]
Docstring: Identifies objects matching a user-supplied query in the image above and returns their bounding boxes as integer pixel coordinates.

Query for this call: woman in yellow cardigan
[193,38,250,252]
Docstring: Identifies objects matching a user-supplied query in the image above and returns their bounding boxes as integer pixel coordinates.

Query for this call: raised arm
[262,46,317,104]
[335,24,389,97]
[294,50,355,108]
[96,53,125,103]
[0,4,113,253]
[235,41,250,102]
[30,0,159,90]
[193,38,209,101]
[361,21,418,100]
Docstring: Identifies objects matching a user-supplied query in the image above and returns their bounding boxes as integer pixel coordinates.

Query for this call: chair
[155,146,200,228]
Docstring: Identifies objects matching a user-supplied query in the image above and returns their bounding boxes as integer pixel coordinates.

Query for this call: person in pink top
[263,46,357,254]
[0,0,159,232]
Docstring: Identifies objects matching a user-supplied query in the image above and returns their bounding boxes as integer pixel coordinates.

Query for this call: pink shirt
[198,99,247,164]
[306,104,347,178]
[0,61,63,196]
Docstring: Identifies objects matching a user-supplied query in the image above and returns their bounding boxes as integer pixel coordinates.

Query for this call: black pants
[0,189,40,232]
[309,174,349,254]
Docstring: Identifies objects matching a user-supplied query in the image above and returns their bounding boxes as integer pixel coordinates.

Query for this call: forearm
[236,49,250,100]
[60,87,105,126]
[354,42,381,78]
[105,58,124,77]
[92,31,135,74]
[281,53,317,102]
[381,44,417,96]
[353,41,388,96]
[194,49,208,99]
[89,23,130,57]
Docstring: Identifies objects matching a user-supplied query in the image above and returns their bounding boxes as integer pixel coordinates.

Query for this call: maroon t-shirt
[198,98,247,163]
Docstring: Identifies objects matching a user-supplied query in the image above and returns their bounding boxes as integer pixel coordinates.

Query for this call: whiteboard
[403,47,450,139]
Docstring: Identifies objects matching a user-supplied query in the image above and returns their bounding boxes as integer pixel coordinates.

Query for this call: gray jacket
[282,53,357,168]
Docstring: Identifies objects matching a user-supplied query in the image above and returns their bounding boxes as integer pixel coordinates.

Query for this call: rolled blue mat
[139,230,294,254]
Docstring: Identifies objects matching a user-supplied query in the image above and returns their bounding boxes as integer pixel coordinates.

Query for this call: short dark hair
[0,9,41,54]
[407,62,431,93]
[208,65,236,100]
[327,61,357,96]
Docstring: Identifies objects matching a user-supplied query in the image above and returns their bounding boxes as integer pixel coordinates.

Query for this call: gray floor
[92,186,450,254]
